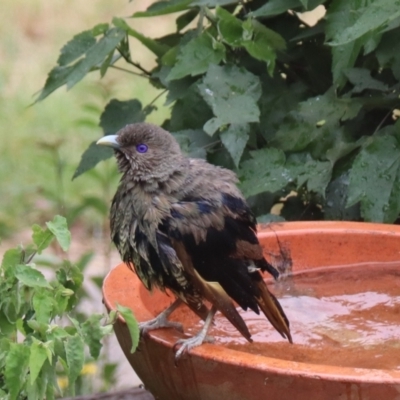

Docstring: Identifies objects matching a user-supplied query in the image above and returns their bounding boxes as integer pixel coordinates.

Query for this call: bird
[97,123,292,359]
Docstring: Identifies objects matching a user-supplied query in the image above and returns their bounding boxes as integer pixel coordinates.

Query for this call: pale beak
[96,135,120,149]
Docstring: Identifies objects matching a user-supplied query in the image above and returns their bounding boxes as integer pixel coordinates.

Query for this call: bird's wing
[160,191,291,342]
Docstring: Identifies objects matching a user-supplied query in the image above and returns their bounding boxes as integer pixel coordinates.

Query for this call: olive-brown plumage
[97,123,292,356]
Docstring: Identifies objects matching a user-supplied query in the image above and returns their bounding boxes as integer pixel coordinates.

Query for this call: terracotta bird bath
[103,221,400,400]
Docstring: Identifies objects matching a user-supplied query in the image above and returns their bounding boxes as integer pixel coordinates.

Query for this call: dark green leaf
[250,0,301,18]
[167,32,226,81]
[345,68,389,93]
[37,28,125,101]
[329,0,400,46]
[117,304,140,353]
[270,90,362,153]
[100,99,146,134]
[376,29,400,80]
[220,123,250,167]
[113,17,169,57]
[198,64,261,135]
[46,215,70,252]
[347,133,400,222]
[32,225,54,254]
[133,0,192,17]
[173,129,215,158]
[15,265,52,289]
[5,343,30,400]
[176,9,199,31]
[216,7,243,47]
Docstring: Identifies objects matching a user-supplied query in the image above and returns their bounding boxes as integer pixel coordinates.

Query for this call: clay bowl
[103,221,400,400]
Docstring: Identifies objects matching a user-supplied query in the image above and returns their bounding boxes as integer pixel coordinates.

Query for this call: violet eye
[136,144,148,153]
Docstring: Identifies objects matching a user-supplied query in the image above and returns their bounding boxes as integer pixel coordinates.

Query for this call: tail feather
[256,281,292,343]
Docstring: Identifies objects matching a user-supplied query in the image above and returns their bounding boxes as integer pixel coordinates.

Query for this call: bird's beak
[96,135,120,149]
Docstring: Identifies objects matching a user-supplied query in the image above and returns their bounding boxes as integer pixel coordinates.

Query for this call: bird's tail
[255,281,292,343]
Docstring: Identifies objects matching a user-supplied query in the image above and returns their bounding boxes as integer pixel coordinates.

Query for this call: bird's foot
[139,315,184,336]
[173,334,215,360]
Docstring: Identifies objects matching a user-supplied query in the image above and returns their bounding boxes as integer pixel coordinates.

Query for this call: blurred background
[0,0,176,394]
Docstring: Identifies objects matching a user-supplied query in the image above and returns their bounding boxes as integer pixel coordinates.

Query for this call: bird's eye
[136,144,148,153]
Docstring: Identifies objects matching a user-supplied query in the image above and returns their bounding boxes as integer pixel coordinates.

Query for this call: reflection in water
[184,263,400,370]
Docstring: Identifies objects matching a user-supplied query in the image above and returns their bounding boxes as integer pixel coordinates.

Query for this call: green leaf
[239,148,332,198]
[198,64,261,135]
[172,129,215,158]
[0,310,16,336]
[33,289,54,324]
[329,0,400,46]
[325,0,370,87]
[46,215,70,251]
[176,9,199,31]
[133,0,192,17]
[250,0,301,18]
[15,265,52,289]
[72,141,113,180]
[345,68,389,93]
[167,32,226,81]
[220,123,250,167]
[347,133,400,222]
[37,27,125,101]
[117,304,140,353]
[32,225,54,254]
[216,7,243,47]
[112,17,169,57]
[270,90,362,154]
[29,339,49,385]
[81,314,105,359]
[100,99,146,134]
[376,29,400,80]
[65,335,85,394]
[1,248,22,274]
[5,343,30,400]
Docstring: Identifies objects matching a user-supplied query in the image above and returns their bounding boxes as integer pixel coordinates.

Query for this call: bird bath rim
[102,221,400,394]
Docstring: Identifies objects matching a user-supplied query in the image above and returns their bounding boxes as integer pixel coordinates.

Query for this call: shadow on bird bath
[103,221,400,400]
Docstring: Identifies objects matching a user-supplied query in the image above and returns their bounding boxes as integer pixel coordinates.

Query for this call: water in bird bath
[181,262,400,370]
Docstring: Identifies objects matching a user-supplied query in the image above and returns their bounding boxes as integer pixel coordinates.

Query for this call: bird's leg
[140,298,184,335]
[173,306,217,360]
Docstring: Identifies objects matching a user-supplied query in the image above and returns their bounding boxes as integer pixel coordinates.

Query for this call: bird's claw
[139,317,184,336]
[173,335,215,360]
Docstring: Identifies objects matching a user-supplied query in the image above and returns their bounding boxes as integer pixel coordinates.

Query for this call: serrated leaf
[113,17,169,57]
[239,148,332,198]
[46,215,70,251]
[15,265,52,289]
[29,339,49,385]
[5,343,30,400]
[81,314,105,359]
[345,68,389,93]
[117,304,140,353]
[220,123,250,167]
[33,290,54,323]
[271,90,362,153]
[198,64,261,135]
[329,0,400,46]
[36,27,125,101]
[65,335,85,394]
[32,225,54,254]
[347,133,400,222]
[133,0,192,17]
[167,32,226,81]
[216,7,243,47]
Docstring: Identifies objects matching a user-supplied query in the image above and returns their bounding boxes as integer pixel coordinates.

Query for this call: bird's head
[97,123,185,182]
